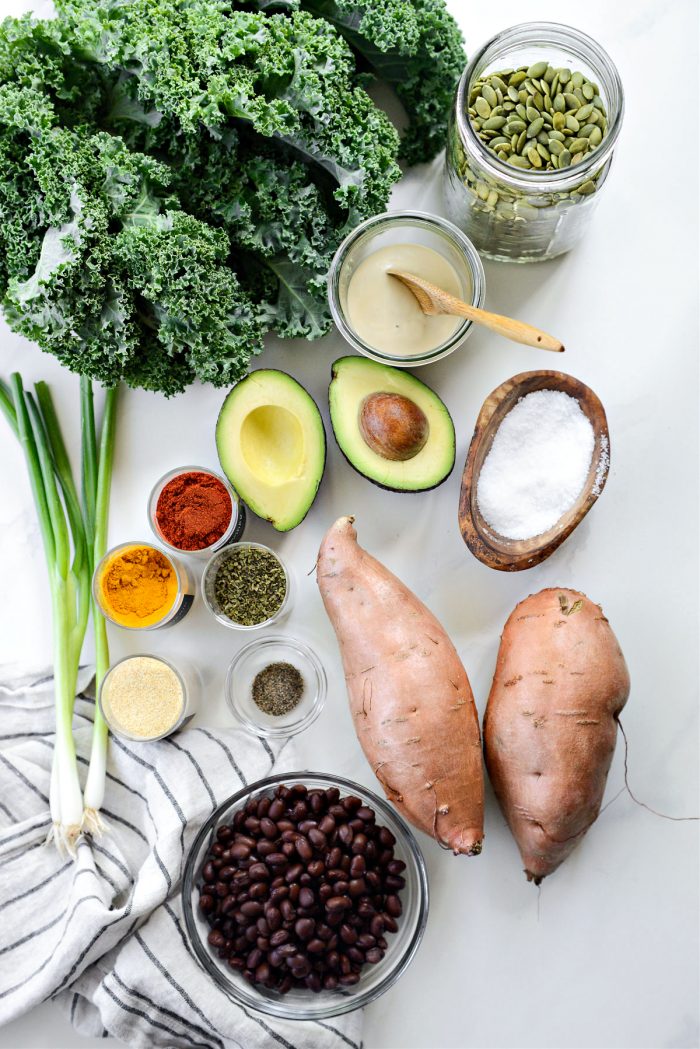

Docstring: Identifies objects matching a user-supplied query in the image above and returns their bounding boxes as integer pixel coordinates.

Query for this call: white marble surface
[0,0,698,1046]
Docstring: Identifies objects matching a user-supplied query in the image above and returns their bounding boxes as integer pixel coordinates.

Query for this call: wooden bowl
[458,371,610,572]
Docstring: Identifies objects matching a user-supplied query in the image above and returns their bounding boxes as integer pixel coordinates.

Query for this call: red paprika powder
[156,470,232,551]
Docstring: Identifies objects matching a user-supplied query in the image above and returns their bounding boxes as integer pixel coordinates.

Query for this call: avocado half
[329,356,455,492]
[216,370,326,531]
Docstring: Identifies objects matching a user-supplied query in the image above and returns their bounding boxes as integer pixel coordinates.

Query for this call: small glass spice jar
[201,542,292,631]
[327,210,485,366]
[444,23,624,262]
[148,465,246,558]
[99,654,199,742]
[93,540,195,630]
[225,635,326,739]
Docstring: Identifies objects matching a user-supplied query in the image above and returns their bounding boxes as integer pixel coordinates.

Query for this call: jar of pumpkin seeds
[444,23,624,262]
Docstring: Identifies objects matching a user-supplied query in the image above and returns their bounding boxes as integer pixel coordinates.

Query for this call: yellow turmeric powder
[99,544,178,628]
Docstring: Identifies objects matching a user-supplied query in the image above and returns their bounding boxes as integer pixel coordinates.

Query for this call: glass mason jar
[444,23,624,262]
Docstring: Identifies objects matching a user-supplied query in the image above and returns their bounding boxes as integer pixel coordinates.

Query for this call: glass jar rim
[327,210,486,365]
[92,540,187,631]
[456,21,625,192]
[148,464,240,556]
[99,652,188,741]
[201,541,291,630]
[225,634,327,738]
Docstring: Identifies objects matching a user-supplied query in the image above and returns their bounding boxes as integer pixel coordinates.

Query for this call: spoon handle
[444,295,564,352]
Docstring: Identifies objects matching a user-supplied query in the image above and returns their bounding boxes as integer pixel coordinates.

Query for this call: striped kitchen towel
[0,669,363,1049]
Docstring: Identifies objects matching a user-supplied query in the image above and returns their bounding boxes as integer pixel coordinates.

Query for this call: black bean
[324,974,338,990]
[308,827,326,850]
[215,881,228,898]
[347,947,364,965]
[217,825,233,842]
[298,887,315,909]
[269,885,288,903]
[199,894,214,913]
[257,795,271,817]
[340,972,360,986]
[307,938,325,954]
[249,882,268,900]
[266,852,287,867]
[208,930,225,948]
[343,795,362,814]
[357,933,376,949]
[305,972,322,992]
[295,837,313,862]
[333,880,350,895]
[247,948,263,970]
[294,918,315,941]
[256,839,276,858]
[292,801,308,821]
[351,833,368,855]
[349,854,366,877]
[230,843,251,861]
[386,874,406,890]
[307,860,325,878]
[326,895,351,912]
[318,814,336,836]
[259,817,277,840]
[268,798,285,821]
[356,806,375,822]
[298,819,317,836]
[248,863,269,882]
[279,898,295,922]
[221,895,237,914]
[202,862,216,883]
[371,915,385,938]
[211,843,224,857]
[244,816,260,834]
[386,894,402,917]
[255,961,271,984]
[219,866,236,881]
[383,914,398,933]
[337,824,353,847]
[348,878,366,897]
[285,863,303,884]
[366,947,384,964]
[340,924,357,945]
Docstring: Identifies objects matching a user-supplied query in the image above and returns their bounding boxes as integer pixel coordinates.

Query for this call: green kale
[0,84,263,394]
[255,0,467,164]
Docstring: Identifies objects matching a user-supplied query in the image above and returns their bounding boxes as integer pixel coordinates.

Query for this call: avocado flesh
[216,370,326,531]
[329,357,455,492]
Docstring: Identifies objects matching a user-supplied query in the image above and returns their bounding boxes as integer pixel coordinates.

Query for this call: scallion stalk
[83,382,119,831]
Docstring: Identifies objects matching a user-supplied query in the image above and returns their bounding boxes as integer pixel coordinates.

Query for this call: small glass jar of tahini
[201,542,292,630]
[444,22,624,262]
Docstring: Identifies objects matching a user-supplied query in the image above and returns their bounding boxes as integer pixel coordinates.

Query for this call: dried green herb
[252,662,304,716]
[214,546,286,626]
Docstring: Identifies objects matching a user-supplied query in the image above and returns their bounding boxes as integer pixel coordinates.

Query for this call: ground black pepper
[252,662,304,716]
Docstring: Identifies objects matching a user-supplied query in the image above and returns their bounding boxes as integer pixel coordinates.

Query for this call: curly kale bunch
[0,0,465,394]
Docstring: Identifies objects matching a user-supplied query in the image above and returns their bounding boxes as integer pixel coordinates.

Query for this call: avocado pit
[359,392,429,462]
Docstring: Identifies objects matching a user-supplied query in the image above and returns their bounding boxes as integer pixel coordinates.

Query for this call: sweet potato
[317,516,484,854]
[484,588,630,882]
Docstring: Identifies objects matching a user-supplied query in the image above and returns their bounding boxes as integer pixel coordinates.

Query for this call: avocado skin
[328,357,455,494]
[216,369,326,531]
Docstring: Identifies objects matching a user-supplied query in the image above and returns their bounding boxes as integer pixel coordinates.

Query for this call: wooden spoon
[458,371,610,572]
[387,269,564,352]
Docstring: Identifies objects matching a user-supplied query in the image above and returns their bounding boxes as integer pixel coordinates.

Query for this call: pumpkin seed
[464,61,610,177]
[578,179,596,194]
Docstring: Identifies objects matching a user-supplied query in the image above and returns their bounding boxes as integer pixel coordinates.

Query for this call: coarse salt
[476,390,595,540]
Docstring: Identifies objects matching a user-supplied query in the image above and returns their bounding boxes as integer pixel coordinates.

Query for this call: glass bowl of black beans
[182,772,429,1020]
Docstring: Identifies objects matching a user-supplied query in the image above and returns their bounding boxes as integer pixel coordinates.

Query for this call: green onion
[83,382,119,832]
[0,373,119,853]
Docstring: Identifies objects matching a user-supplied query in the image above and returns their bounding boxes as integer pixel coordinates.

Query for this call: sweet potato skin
[484,588,630,882]
[318,516,484,855]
